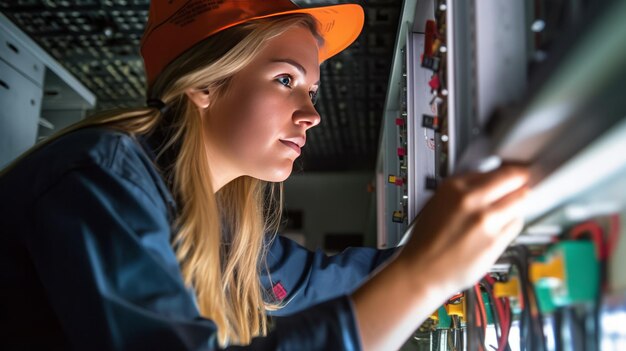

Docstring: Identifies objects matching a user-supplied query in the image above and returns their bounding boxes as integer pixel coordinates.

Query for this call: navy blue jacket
[0,128,397,350]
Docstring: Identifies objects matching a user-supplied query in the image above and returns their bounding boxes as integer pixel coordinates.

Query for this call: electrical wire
[475,284,488,331]
[569,219,604,349]
[466,286,482,351]
[500,290,511,350]
[504,256,530,351]
[483,281,501,350]
[505,246,546,351]
[568,217,613,351]
[608,214,620,258]
[475,302,486,351]
[448,292,464,304]
[570,220,606,259]
[483,275,511,351]
[483,282,502,340]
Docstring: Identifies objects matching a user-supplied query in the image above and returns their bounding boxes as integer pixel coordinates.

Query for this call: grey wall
[282,171,377,251]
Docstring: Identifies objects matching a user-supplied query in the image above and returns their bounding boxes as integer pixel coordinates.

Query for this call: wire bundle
[505,246,546,351]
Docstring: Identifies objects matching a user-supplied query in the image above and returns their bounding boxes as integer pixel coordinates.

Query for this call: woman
[0,1,529,350]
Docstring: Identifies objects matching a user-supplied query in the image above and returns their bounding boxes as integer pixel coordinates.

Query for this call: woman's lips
[280,140,301,155]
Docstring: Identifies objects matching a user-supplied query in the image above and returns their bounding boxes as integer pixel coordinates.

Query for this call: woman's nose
[293,96,321,129]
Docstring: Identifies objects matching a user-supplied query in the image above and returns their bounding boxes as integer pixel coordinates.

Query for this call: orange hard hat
[140,0,365,86]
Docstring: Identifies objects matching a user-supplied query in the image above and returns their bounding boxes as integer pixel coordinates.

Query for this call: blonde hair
[2,14,324,346]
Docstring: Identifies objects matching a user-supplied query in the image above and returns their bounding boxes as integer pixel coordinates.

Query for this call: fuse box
[378,0,626,349]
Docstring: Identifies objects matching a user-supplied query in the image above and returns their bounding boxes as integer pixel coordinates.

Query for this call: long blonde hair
[2,14,323,346]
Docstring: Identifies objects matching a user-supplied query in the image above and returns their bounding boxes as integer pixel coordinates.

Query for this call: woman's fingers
[479,184,529,236]
[458,165,529,210]
[491,216,525,258]
[474,216,525,278]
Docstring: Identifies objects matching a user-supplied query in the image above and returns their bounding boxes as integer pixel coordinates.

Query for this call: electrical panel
[377,0,626,349]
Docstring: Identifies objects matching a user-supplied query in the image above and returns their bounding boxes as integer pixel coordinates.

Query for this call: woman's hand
[400,164,529,293]
[352,165,529,351]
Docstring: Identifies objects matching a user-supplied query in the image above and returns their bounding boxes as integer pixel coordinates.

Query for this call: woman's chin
[252,163,293,182]
[270,168,293,182]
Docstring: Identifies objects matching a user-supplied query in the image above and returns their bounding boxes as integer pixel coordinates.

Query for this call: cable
[483,275,511,351]
[570,220,606,259]
[505,246,546,351]
[448,292,464,304]
[503,255,530,351]
[608,214,620,258]
[466,286,484,351]
[569,216,608,349]
[499,288,510,350]
[475,304,486,351]
[482,279,501,340]
[475,285,487,329]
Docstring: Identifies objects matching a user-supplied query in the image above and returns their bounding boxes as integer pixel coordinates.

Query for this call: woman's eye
[277,75,293,87]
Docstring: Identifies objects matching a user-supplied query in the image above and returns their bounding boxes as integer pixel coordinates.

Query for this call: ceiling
[0,0,401,172]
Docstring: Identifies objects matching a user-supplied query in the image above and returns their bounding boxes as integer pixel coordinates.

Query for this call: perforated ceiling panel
[1,0,400,171]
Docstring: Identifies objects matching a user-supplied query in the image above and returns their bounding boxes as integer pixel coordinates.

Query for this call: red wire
[497,299,511,351]
[473,301,486,351]
[474,302,485,351]
[495,297,510,351]
[484,275,510,351]
[483,275,495,285]
[608,214,621,258]
[447,292,464,303]
[475,284,488,345]
[570,220,606,259]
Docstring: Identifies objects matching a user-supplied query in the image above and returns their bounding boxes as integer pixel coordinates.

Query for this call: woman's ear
[185,87,211,109]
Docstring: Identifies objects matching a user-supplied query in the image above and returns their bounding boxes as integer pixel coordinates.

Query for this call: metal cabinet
[0,47,43,168]
[0,12,96,169]
[0,26,44,87]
